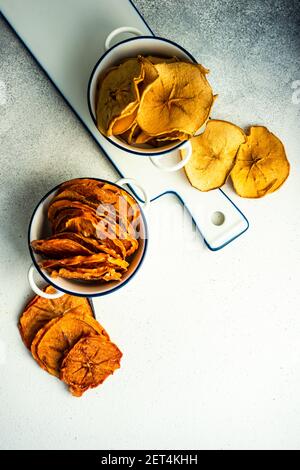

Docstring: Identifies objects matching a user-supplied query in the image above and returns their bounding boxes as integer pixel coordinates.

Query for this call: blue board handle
[176,185,249,250]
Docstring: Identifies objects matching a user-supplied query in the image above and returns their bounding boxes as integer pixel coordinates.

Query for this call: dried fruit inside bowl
[137,62,214,137]
[30,179,142,283]
[96,55,215,148]
[96,58,144,137]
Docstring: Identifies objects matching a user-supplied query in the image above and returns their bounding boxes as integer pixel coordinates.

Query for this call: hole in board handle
[211,211,225,226]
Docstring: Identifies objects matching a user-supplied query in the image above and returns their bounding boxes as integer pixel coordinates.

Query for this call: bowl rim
[87,35,197,157]
[28,177,149,297]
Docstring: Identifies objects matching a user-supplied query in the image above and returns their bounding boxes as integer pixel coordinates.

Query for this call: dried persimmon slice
[31,236,94,257]
[30,178,141,283]
[60,335,122,397]
[50,266,123,282]
[19,287,94,349]
[40,254,128,275]
[31,313,108,377]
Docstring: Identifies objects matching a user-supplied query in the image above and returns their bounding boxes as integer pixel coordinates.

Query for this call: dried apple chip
[135,130,188,146]
[111,105,138,135]
[137,61,214,136]
[146,56,179,65]
[135,130,155,145]
[96,58,144,136]
[155,131,190,142]
[138,56,159,96]
[120,122,140,145]
[60,335,122,397]
[31,313,108,377]
[230,126,290,198]
[182,120,246,191]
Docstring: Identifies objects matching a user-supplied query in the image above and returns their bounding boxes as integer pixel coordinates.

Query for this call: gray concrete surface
[0,0,300,450]
[136,0,300,130]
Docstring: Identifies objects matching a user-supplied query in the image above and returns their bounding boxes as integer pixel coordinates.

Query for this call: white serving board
[0,0,249,250]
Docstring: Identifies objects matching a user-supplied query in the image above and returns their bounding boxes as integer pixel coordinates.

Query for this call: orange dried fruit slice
[19,286,94,349]
[31,313,108,377]
[59,180,120,205]
[52,232,123,259]
[31,178,141,283]
[31,236,94,257]
[51,267,123,282]
[60,335,122,397]
[40,254,128,271]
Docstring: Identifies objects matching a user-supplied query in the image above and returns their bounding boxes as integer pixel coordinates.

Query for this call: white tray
[0,0,249,250]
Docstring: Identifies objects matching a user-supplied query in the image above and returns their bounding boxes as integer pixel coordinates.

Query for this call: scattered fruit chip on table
[182,120,246,191]
[19,286,94,349]
[19,289,122,396]
[60,335,122,397]
[31,179,142,282]
[31,312,108,377]
[96,55,215,148]
[230,126,290,198]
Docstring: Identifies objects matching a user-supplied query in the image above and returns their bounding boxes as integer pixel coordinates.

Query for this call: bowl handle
[115,178,150,210]
[28,264,64,299]
[105,27,144,51]
[149,140,192,172]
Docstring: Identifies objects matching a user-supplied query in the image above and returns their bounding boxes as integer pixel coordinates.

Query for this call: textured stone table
[0,0,300,450]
